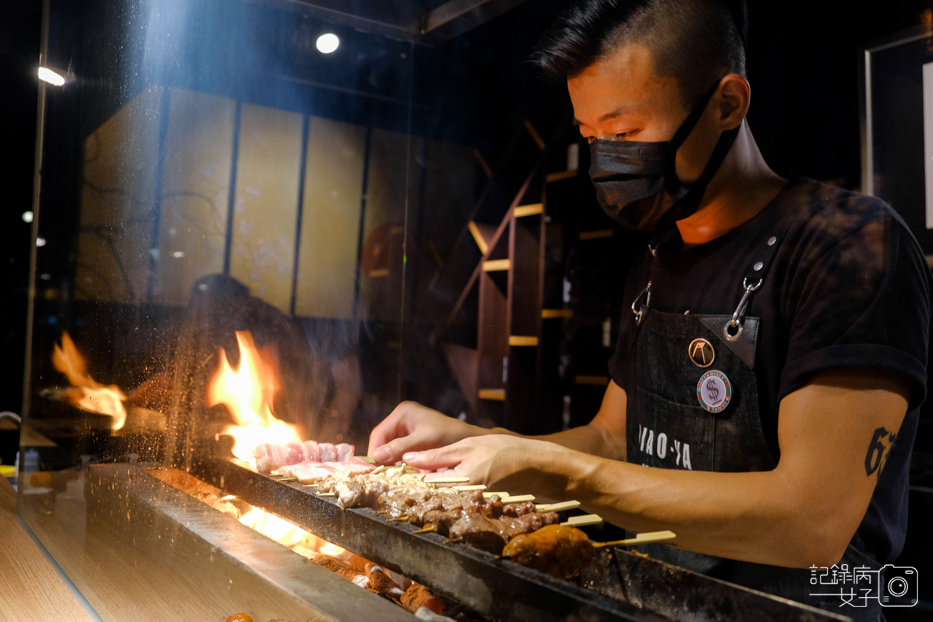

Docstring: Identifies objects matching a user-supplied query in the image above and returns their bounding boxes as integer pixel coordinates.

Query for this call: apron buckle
[724,278,762,341]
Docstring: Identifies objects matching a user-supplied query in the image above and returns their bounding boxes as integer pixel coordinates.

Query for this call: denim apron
[625,232,885,621]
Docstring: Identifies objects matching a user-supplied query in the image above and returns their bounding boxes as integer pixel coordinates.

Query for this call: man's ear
[718,73,750,130]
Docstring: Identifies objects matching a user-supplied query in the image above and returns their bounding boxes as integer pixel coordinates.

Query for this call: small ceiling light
[22,211,34,223]
[36,238,47,247]
[316,33,339,54]
[38,66,67,86]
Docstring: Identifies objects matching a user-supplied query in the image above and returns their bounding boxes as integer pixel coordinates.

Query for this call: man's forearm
[482,423,624,460]
[530,445,844,569]
[533,424,625,460]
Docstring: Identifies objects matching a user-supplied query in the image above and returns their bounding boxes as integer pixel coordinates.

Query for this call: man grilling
[368,1,930,616]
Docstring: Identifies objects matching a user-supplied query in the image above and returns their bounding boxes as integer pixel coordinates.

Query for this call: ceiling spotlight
[316,33,339,54]
[22,211,34,223]
[38,66,70,86]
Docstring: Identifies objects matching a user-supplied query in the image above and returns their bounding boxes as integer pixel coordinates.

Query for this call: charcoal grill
[76,456,845,622]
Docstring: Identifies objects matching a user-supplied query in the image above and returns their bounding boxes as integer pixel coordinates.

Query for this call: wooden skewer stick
[452,485,487,492]
[317,492,336,497]
[560,514,602,527]
[497,530,678,561]
[593,530,677,548]
[535,501,580,512]
[501,494,535,504]
[483,492,509,498]
[411,524,440,535]
[423,476,472,484]
[276,477,297,482]
[386,516,410,522]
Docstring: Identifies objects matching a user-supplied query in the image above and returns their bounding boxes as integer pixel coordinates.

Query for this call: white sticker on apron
[696,370,732,413]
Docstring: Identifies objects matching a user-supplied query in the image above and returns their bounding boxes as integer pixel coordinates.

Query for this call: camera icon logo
[879,565,919,607]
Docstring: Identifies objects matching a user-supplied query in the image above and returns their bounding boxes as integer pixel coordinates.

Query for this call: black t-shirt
[608,177,931,563]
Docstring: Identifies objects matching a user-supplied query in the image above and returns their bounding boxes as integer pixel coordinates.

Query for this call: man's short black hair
[531,0,747,106]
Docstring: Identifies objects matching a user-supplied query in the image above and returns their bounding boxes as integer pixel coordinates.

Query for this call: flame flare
[52,332,127,430]
[207,331,301,462]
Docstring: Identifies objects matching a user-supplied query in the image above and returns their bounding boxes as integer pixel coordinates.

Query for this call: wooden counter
[0,476,97,622]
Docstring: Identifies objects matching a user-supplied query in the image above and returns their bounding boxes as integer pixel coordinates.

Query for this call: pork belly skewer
[254,440,365,473]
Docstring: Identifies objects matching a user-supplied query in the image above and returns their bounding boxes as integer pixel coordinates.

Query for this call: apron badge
[688,338,715,368]
[697,370,732,413]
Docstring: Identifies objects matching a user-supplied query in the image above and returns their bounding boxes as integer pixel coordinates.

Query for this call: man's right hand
[367,401,486,465]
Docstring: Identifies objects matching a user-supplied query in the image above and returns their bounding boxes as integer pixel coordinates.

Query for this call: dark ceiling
[253,0,535,44]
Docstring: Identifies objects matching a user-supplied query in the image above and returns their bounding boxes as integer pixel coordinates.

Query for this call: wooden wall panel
[153,88,235,306]
[230,104,304,312]
[294,117,367,319]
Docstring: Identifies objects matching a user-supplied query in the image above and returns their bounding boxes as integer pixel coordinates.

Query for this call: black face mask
[587,81,740,232]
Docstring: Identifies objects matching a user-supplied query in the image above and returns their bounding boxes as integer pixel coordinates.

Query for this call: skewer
[593,530,677,548]
[483,492,509,498]
[535,500,580,513]
[276,477,297,482]
[560,514,602,527]
[423,476,471,484]
[501,494,535,504]
[496,530,678,563]
[317,492,336,497]
[387,516,410,522]
[451,484,487,492]
[411,524,440,535]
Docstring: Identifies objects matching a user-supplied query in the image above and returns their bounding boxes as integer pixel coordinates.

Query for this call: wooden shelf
[478,388,506,401]
[541,308,573,319]
[514,203,543,218]
[508,336,539,347]
[546,169,578,183]
[468,221,490,254]
[524,120,546,151]
[483,259,511,272]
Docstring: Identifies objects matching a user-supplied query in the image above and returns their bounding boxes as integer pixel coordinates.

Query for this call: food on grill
[501,524,596,578]
[313,466,560,553]
[401,582,445,616]
[251,440,377,484]
[276,459,375,484]
[254,440,359,472]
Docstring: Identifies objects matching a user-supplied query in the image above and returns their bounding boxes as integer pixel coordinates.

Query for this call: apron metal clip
[632,280,652,325]
[724,277,761,341]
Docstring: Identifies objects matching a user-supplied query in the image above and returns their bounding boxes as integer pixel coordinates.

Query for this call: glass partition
[18,0,635,617]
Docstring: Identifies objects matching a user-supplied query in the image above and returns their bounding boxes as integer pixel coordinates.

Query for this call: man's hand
[401,434,570,492]
[367,401,491,464]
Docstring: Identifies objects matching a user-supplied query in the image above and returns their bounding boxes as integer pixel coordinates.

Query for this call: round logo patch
[688,338,715,368]
[697,370,732,413]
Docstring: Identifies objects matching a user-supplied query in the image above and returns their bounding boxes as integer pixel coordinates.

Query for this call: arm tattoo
[865,427,897,477]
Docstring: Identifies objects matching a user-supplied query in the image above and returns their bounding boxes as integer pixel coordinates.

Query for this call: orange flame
[238,507,347,557]
[52,332,127,431]
[207,331,301,462]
